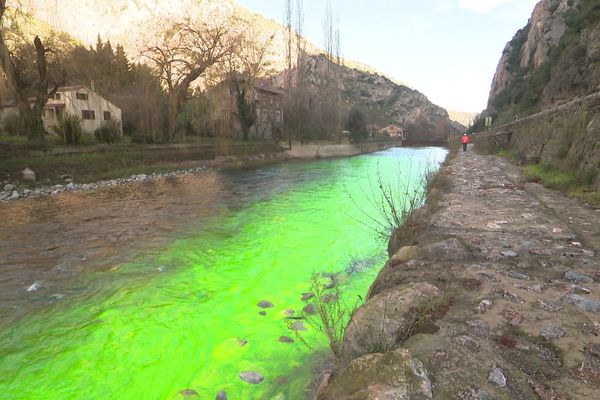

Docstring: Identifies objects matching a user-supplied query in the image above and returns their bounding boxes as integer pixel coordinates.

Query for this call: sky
[236,0,541,113]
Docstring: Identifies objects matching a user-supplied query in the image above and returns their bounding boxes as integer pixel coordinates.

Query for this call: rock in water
[257,300,274,308]
[279,336,294,343]
[179,389,199,397]
[303,304,317,315]
[239,371,264,384]
[291,321,307,331]
[215,390,227,400]
[21,167,36,182]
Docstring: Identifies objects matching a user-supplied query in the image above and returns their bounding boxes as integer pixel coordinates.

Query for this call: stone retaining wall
[473,92,600,189]
[285,140,402,159]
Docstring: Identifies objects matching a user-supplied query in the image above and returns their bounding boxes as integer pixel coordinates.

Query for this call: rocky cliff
[488,0,600,121]
[10,0,456,142]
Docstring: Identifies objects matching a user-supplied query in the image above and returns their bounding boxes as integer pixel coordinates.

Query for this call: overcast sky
[236,0,540,113]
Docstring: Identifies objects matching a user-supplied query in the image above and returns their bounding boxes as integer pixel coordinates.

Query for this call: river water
[0,147,447,399]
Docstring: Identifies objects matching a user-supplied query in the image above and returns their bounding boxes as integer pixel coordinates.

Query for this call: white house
[43,85,123,134]
[1,85,123,135]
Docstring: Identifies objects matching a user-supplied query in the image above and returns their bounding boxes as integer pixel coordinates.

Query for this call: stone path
[319,148,600,399]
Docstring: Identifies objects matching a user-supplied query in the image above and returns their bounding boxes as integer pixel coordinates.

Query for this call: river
[0,147,447,399]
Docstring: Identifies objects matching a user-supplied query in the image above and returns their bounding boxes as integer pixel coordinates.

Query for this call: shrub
[1,113,28,136]
[54,114,83,145]
[346,108,368,141]
[94,120,121,144]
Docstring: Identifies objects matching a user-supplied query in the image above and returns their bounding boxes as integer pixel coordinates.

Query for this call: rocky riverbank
[0,152,288,202]
[317,147,600,399]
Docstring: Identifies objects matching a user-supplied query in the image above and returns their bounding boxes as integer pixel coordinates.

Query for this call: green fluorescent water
[0,147,447,400]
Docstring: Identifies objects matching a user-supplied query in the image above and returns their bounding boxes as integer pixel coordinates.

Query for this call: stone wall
[474,92,600,189]
[285,140,401,159]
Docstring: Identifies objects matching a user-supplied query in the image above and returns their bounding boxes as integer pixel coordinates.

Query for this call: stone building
[0,85,123,135]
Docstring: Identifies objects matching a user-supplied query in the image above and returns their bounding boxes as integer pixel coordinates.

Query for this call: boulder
[420,238,470,261]
[318,348,432,400]
[21,168,36,182]
[342,282,441,359]
[390,245,419,265]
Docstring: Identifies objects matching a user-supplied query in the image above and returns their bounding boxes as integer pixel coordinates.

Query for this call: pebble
[239,371,264,384]
[540,324,566,339]
[259,311,267,316]
[215,390,227,400]
[565,270,594,284]
[488,367,507,387]
[466,320,490,336]
[501,251,519,258]
[504,270,529,280]
[565,294,600,313]
[453,335,480,352]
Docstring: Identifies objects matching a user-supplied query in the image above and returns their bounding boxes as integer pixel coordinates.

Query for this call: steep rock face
[341,66,453,142]
[488,0,600,120]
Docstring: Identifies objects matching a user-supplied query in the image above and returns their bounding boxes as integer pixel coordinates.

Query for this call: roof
[255,83,285,96]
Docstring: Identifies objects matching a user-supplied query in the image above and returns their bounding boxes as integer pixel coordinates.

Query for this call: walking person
[461,133,470,152]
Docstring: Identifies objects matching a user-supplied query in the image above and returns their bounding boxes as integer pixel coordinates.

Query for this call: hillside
[6,0,456,142]
[488,0,600,122]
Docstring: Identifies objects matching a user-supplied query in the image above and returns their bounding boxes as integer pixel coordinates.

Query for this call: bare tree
[143,18,240,142]
[0,0,62,142]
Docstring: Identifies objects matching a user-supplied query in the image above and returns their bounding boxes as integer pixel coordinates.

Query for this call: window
[275,110,281,122]
[82,110,95,120]
[262,109,268,122]
[52,93,61,100]
[76,92,89,100]
[103,111,111,121]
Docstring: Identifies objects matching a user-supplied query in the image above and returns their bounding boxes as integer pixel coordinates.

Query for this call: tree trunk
[0,7,54,143]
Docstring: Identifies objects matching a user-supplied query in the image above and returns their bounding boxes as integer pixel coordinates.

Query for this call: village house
[254,82,284,140]
[380,124,406,140]
[209,76,284,140]
[0,85,123,135]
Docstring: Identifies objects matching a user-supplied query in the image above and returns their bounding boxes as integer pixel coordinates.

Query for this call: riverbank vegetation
[0,0,355,149]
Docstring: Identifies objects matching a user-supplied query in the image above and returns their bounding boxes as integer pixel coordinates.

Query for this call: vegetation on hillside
[490,0,600,122]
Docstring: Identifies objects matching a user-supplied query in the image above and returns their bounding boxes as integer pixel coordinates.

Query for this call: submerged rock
[279,336,294,343]
[303,304,317,315]
[318,348,432,400]
[257,300,274,308]
[239,371,264,384]
[215,390,227,400]
[291,321,307,331]
[301,292,315,301]
[179,388,199,397]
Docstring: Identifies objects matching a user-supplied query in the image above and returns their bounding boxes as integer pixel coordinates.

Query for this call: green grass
[524,164,600,205]
[0,142,283,185]
[0,134,29,145]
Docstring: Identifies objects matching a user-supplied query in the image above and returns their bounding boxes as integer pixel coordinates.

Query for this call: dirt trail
[420,148,600,398]
[320,147,600,399]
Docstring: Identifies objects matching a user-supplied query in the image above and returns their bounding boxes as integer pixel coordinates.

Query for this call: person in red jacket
[461,133,470,152]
